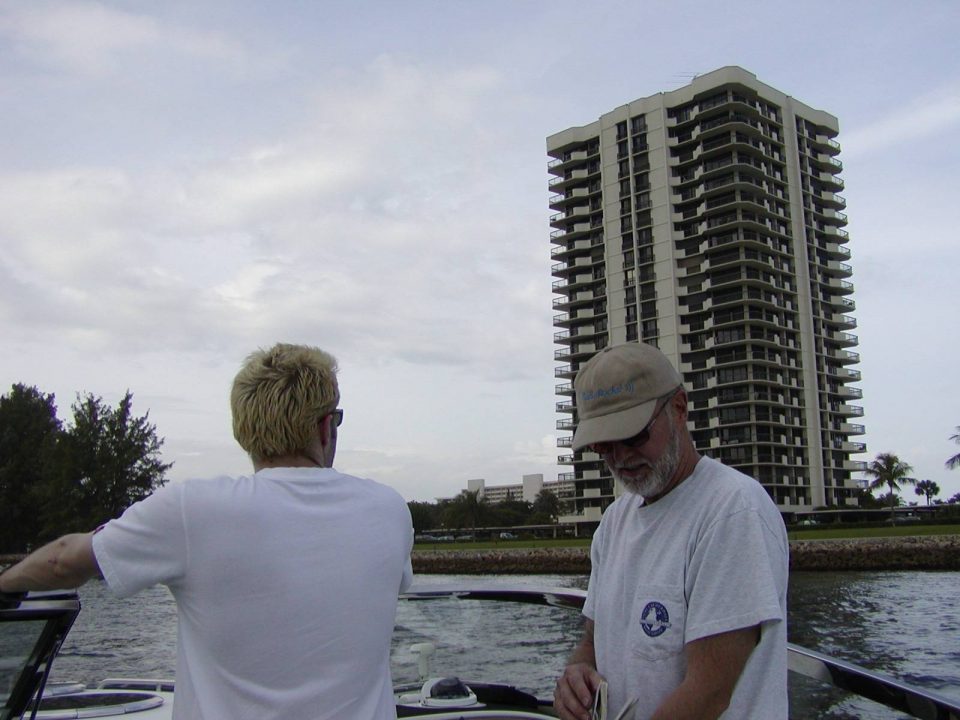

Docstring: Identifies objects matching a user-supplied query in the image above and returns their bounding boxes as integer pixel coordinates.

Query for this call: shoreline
[5,536,959,577]
[412,535,960,574]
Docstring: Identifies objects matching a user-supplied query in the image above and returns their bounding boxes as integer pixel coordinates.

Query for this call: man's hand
[554,661,605,720]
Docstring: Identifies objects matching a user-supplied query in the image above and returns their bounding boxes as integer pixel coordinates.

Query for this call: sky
[1,0,958,503]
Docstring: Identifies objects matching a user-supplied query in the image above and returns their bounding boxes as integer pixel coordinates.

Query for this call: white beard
[615,423,681,499]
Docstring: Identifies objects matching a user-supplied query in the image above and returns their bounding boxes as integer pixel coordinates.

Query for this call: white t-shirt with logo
[584,456,788,719]
[93,468,414,720]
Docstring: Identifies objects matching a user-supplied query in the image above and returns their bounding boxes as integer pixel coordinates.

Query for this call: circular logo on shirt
[640,601,671,637]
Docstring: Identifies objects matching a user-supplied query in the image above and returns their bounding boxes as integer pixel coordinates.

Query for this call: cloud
[0,53,550,384]
[0,1,247,76]
[841,83,960,159]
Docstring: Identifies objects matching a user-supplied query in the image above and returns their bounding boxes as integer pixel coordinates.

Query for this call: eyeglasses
[329,409,344,427]
[590,390,677,453]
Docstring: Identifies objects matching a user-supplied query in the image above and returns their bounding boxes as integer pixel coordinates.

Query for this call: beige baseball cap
[571,342,683,451]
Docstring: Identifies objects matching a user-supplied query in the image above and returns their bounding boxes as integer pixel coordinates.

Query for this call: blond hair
[231,343,339,462]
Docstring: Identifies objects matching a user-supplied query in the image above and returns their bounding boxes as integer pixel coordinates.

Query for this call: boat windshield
[393,582,584,700]
[0,592,80,720]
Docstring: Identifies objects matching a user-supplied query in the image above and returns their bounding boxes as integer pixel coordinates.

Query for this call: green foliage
[854,489,884,509]
[947,427,960,470]
[407,501,441,533]
[486,499,533,528]
[441,490,489,529]
[411,490,568,532]
[0,385,62,552]
[914,479,940,505]
[532,488,560,520]
[0,384,172,550]
[865,452,914,524]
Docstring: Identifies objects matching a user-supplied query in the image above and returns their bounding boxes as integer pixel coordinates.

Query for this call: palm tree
[946,427,960,470]
[864,453,915,524]
[914,479,940,505]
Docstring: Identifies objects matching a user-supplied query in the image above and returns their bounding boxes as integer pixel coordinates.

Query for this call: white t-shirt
[92,467,414,720]
[584,456,788,719]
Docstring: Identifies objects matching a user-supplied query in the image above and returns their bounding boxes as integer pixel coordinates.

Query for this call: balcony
[830,367,862,382]
[556,400,574,412]
[828,331,859,347]
[554,364,574,377]
[557,419,575,431]
[558,454,574,465]
[834,404,864,417]
[557,436,573,448]
[825,313,857,330]
[819,172,844,191]
[555,382,574,395]
[834,385,863,400]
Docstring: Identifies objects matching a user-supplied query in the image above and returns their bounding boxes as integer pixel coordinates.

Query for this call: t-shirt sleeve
[92,482,188,598]
[684,507,786,643]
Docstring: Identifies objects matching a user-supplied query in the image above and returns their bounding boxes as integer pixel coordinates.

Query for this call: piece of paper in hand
[591,680,608,720]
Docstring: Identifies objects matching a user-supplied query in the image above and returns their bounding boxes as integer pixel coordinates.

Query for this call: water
[47,572,960,719]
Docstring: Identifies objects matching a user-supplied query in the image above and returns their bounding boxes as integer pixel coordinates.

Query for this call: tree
[441,489,488,530]
[864,452,915,524]
[487,499,532,528]
[531,488,560,523]
[914,479,940,505]
[947,427,960,470]
[949,492,960,505]
[407,501,441,534]
[0,385,63,552]
[39,391,172,539]
[854,488,884,509]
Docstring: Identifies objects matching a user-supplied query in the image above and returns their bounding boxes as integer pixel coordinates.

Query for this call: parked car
[455,534,474,541]
[499,532,516,540]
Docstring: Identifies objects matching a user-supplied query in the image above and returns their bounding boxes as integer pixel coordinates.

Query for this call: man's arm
[0,532,101,593]
[554,619,605,720]
[650,624,760,720]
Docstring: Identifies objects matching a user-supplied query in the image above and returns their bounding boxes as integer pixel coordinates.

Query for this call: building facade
[466,474,576,505]
[548,67,865,531]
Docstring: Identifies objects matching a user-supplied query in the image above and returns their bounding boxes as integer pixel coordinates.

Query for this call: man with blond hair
[0,343,414,720]
[553,342,788,720]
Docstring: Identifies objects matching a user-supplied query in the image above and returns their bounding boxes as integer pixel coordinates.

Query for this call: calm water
[48,572,960,719]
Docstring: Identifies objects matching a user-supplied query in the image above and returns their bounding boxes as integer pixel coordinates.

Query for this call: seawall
[412,535,960,574]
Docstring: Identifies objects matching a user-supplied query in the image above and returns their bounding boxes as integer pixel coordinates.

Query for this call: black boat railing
[402,583,960,720]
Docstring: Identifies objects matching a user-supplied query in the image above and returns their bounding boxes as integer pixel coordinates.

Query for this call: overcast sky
[1,0,958,503]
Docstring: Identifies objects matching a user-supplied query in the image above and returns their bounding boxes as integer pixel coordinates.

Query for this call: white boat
[3,585,960,719]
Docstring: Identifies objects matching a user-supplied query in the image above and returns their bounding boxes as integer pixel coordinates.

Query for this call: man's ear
[671,389,689,422]
[318,413,336,448]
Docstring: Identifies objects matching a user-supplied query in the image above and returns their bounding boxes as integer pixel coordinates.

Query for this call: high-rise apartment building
[548,67,864,532]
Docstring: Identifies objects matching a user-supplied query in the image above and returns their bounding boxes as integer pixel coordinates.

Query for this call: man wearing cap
[553,342,788,720]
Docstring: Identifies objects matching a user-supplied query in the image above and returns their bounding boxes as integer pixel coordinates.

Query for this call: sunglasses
[329,408,344,427]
